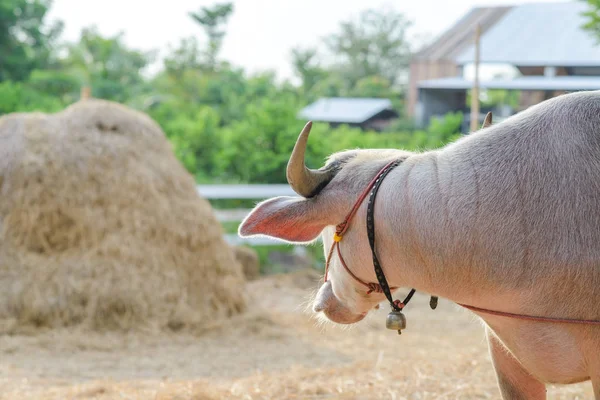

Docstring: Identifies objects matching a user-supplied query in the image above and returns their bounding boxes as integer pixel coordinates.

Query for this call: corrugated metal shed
[298,98,394,123]
[418,75,600,90]
[456,1,600,66]
[415,6,513,61]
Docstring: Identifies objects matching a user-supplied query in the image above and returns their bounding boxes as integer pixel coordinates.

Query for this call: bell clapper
[386,309,407,335]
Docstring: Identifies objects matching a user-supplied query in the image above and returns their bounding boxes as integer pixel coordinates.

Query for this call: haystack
[0,99,247,333]
[231,245,260,280]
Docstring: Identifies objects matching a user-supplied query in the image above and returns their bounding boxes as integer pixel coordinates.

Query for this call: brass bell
[386,310,407,335]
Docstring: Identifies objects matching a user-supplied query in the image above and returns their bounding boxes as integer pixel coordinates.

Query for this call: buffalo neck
[371,151,504,307]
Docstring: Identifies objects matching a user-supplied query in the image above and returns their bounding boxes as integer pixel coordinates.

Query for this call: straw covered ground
[0,268,594,399]
[0,99,247,333]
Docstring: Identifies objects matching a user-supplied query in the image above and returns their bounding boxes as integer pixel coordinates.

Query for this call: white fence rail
[197,184,301,246]
[198,184,297,199]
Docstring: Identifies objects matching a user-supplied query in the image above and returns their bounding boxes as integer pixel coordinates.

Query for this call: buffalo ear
[238,196,333,243]
[482,112,493,129]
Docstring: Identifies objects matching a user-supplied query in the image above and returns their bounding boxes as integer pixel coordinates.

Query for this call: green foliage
[289,6,413,106]
[424,111,463,147]
[0,0,464,184]
[290,46,327,95]
[250,245,295,274]
[480,89,519,109]
[467,89,520,109]
[350,76,394,98]
[216,93,321,183]
[0,81,65,114]
[188,2,234,72]
[61,26,155,102]
[581,0,600,43]
[0,0,63,82]
[323,6,413,89]
[27,69,81,103]
[163,37,204,79]
[384,117,416,132]
[308,74,348,98]
[151,103,223,182]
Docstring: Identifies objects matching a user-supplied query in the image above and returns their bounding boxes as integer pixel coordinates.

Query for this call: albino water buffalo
[238,91,600,399]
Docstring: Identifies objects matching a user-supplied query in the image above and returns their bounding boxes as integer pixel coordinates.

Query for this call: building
[298,97,399,131]
[409,1,600,131]
[407,5,512,119]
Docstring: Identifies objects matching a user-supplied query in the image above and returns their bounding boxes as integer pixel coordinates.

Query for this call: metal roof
[418,76,600,91]
[456,1,600,66]
[415,6,512,61]
[297,98,395,123]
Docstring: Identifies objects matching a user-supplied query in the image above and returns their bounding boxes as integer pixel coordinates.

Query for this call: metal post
[470,24,481,132]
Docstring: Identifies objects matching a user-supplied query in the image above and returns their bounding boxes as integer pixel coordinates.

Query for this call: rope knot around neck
[366,283,383,294]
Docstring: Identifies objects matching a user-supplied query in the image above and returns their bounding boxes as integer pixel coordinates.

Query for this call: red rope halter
[323,160,398,295]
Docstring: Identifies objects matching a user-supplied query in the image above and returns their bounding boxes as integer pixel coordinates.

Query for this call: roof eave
[456,60,600,67]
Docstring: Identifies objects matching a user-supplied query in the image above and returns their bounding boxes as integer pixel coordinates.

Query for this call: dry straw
[0,99,247,333]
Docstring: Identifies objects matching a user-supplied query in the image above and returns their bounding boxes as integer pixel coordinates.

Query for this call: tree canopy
[0,0,63,81]
[0,1,466,185]
[582,0,600,43]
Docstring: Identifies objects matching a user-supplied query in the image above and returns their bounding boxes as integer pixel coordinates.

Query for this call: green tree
[151,66,253,124]
[324,6,413,89]
[309,74,348,98]
[188,2,234,72]
[0,0,64,82]
[0,80,65,114]
[581,0,600,43]
[150,102,222,181]
[163,37,204,79]
[27,69,81,104]
[349,75,394,98]
[290,46,327,94]
[62,26,155,102]
[480,89,519,109]
[217,93,327,183]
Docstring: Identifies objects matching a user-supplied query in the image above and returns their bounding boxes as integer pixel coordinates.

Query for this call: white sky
[48,0,566,81]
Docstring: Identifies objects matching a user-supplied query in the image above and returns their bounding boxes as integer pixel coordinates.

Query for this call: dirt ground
[0,269,594,400]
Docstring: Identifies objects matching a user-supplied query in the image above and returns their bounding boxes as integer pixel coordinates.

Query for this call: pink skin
[315,223,390,323]
[312,281,366,324]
